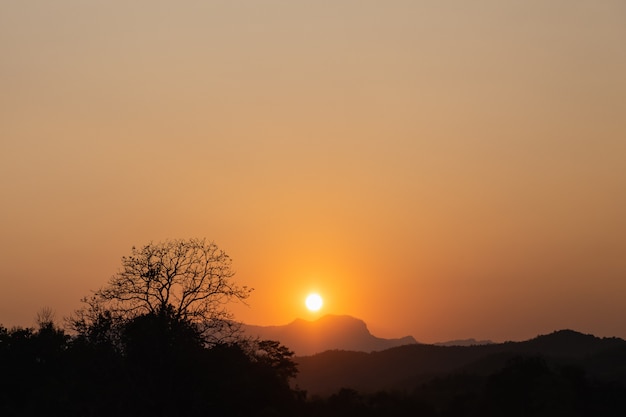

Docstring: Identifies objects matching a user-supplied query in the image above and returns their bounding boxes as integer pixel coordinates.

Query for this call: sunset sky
[1,1,625,343]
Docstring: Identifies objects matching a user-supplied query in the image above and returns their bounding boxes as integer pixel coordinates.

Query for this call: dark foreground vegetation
[306,354,626,416]
[0,311,301,417]
[2,317,626,417]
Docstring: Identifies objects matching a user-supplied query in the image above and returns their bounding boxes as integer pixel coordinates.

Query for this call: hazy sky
[1,1,625,343]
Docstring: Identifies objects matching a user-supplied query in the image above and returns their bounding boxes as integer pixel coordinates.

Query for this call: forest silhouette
[0,309,300,417]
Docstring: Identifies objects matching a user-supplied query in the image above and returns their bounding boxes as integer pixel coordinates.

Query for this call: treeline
[306,356,626,416]
[0,310,301,417]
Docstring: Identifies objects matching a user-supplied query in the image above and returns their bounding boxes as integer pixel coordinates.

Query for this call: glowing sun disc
[305,293,323,311]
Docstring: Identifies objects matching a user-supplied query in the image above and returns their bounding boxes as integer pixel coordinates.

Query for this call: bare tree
[36,307,56,329]
[71,238,252,343]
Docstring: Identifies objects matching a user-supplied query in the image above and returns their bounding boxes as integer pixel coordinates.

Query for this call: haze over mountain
[243,314,417,356]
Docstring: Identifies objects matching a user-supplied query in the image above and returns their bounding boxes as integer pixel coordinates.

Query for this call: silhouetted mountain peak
[533,329,595,342]
[299,314,369,336]
[314,314,367,327]
[244,315,416,356]
[284,314,366,330]
[521,329,624,357]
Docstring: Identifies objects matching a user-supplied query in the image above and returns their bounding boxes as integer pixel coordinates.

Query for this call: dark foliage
[0,311,301,417]
[301,355,626,417]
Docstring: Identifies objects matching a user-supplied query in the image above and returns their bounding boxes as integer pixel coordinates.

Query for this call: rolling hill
[294,329,626,396]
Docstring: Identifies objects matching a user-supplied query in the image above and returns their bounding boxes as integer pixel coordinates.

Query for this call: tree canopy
[71,238,251,343]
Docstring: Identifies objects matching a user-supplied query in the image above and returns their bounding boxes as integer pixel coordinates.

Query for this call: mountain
[294,329,626,396]
[243,315,417,356]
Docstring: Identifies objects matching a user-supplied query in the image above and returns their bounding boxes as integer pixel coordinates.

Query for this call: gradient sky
[1,1,625,343]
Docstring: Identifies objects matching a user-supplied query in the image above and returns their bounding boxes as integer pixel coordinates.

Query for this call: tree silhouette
[71,238,252,344]
[254,339,299,380]
[57,239,304,416]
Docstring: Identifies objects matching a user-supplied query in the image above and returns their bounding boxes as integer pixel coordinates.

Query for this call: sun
[305,293,323,312]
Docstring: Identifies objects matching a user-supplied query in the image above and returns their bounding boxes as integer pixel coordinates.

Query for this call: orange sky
[1,1,625,343]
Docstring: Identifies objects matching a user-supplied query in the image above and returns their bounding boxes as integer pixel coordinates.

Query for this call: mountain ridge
[294,329,626,396]
[243,314,417,356]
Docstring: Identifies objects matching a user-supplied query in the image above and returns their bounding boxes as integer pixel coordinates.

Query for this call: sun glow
[305,293,323,312]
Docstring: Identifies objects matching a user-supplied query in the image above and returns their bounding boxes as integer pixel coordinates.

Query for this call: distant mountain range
[243,315,417,356]
[243,316,626,398]
[294,329,626,395]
